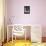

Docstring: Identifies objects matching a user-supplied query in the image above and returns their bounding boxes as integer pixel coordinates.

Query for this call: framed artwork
[24,6,30,14]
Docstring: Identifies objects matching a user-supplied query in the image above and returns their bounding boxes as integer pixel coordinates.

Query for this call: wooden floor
[3,40,31,46]
[3,40,46,46]
[2,37,46,46]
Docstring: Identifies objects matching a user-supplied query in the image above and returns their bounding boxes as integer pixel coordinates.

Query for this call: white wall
[7,0,46,37]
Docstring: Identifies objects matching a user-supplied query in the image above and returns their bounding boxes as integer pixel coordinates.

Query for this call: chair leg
[25,30,26,42]
[15,36,16,43]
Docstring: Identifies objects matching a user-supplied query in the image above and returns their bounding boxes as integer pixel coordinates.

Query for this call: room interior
[0,0,46,46]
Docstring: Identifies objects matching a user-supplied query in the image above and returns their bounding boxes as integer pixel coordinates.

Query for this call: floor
[3,40,31,46]
[3,40,46,46]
